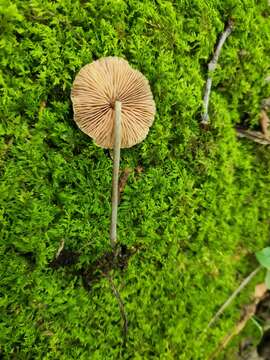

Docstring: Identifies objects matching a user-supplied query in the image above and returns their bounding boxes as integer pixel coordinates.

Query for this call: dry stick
[206,266,262,330]
[55,239,65,258]
[236,128,270,145]
[107,274,128,346]
[209,284,268,360]
[201,21,234,125]
[209,303,257,360]
[110,100,122,248]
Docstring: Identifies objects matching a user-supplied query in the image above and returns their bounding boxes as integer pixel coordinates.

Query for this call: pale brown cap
[71,57,155,148]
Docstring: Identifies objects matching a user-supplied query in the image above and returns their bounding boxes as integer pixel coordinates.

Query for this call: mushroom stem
[110,100,122,248]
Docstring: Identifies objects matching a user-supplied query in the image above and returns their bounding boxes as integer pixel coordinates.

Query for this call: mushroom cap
[71,57,155,149]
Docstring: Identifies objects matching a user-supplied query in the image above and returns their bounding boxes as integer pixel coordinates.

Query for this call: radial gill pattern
[71,57,156,148]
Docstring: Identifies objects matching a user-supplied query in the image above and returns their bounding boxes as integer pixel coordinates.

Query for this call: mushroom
[71,57,155,247]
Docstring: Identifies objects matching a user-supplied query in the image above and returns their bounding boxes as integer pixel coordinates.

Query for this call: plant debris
[49,249,80,269]
[80,244,135,290]
[236,128,270,145]
[201,19,234,125]
[107,274,128,347]
[260,110,270,139]
[49,243,136,346]
[118,168,132,202]
[207,267,262,330]
[49,243,136,290]
[210,283,268,360]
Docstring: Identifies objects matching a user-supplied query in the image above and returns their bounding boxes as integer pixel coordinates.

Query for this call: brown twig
[209,303,257,360]
[55,239,65,258]
[107,274,128,346]
[236,100,270,145]
[236,128,270,145]
[206,266,261,330]
[209,282,268,360]
[201,20,234,125]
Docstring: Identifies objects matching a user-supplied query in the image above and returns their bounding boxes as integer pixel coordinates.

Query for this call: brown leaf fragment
[260,110,270,138]
[118,168,132,196]
[254,283,268,301]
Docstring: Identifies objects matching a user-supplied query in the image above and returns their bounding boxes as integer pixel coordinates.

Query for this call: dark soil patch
[49,244,136,290]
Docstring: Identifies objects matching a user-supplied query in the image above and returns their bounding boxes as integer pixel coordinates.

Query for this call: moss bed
[1,0,270,359]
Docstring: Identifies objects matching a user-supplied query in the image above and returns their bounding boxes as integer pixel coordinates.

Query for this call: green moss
[1,0,270,358]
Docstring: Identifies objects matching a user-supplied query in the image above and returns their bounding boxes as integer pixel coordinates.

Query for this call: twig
[55,239,65,258]
[209,303,257,360]
[201,20,234,125]
[110,101,122,248]
[206,266,261,330]
[107,274,128,346]
[209,282,268,360]
[236,128,270,145]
